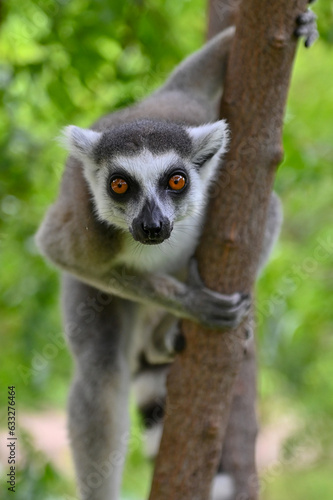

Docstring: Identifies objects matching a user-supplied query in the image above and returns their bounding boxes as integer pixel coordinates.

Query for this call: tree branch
[149,1,309,499]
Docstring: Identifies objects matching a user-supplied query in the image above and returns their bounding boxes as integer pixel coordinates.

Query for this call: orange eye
[168,174,186,191]
[111,178,128,194]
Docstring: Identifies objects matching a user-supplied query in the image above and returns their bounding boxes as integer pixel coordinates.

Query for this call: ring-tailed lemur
[36,10,317,500]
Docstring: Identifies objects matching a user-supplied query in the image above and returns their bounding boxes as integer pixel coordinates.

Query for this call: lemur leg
[133,357,169,460]
[132,313,176,459]
[63,275,134,500]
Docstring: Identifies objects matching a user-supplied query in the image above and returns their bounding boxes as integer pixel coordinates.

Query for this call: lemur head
[63,119,229,245]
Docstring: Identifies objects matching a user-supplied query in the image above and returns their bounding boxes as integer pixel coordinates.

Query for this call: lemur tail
[159,26,235,102]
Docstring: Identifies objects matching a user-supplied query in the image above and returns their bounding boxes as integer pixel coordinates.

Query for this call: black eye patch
[106,169,140,202]
[158,164,190,193]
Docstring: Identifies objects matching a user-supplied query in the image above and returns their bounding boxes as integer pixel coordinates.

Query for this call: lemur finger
[296,10,317,25]
[294,25,319,48]
[203,289,250,308]
[207,310,248,329]
[214,303,251,327]
[205,296,251,320]
[305,29,319,48]
[216,296,251,318]
[295,24,314,37]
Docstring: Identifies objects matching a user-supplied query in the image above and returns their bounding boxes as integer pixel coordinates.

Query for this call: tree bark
[149,1,309,499]
[219,320,258,499]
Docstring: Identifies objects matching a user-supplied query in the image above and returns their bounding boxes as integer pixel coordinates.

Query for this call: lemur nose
[142,222,162,238]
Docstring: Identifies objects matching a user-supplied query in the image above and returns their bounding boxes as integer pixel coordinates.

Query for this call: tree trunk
[208,1,259,497]
[149,1,308,499]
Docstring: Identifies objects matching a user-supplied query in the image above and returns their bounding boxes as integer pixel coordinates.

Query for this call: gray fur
[36,26,282,500]
[93,119,192,163]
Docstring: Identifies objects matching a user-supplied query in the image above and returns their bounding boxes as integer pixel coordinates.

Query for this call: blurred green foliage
[0,0,332,499]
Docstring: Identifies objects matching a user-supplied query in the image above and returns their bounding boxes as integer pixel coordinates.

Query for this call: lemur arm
[36,200,250,330]
[157,26,235,101]
[37,238,250,331]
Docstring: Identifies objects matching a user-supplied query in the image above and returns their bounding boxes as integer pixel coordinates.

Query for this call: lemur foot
[144,320,185,365]
[188,258,251,330]
[295,6,319,48]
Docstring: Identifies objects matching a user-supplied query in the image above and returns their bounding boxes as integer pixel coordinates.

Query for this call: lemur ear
[60,126,102,160]
[186,120,229,169]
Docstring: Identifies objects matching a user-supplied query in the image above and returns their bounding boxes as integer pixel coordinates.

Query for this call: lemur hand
[295,1,319,48]
[185,258,251,330]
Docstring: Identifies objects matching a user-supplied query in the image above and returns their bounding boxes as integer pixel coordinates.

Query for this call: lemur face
[63,119,229,245]
[104,149,193,245]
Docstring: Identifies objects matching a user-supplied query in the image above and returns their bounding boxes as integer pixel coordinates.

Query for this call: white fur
[62,125,101,160]
[186,120,229,173]
[144,423,163,459]
[132,370,167,409]
[61,127,105,207]
[115,213,203,273]
[210,473,235,500]
[116,150,180,187]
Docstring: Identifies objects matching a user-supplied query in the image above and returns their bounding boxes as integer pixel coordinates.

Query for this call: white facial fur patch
[116,149,180,190]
